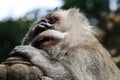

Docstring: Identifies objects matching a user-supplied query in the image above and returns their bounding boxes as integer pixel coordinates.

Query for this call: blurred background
[0,0,120,68]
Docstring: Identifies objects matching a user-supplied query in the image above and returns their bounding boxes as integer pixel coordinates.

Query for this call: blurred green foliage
[0,0,120,64]
[0,19,34,62]
[62,0,109,18]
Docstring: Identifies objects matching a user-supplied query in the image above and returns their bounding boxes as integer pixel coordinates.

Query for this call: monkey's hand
[22,18,68,48]
[10,45,44,59]
[32,29,67,48]
[10,45,74,80]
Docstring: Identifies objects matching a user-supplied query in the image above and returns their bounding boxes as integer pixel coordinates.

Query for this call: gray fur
[11,8,120,80]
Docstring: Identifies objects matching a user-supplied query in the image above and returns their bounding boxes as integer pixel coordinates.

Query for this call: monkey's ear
[68,8,80,15]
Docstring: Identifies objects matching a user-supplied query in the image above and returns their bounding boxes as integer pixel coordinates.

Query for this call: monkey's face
[44,11,69,32]
[31,10,69,48]
[29,8,90,49]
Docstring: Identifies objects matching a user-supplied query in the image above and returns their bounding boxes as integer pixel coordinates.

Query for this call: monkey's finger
[39,29,67,40]
[32,24,47,32]
[40,18,49,23]
[9,45,22,56]
[39,22,54,29]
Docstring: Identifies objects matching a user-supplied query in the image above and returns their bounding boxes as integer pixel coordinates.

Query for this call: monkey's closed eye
[47,16,59,24]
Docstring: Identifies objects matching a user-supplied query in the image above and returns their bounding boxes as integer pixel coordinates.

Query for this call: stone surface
[0,57,44,80]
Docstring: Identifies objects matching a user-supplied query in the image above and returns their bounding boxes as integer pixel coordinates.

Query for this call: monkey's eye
[48,16,59,24]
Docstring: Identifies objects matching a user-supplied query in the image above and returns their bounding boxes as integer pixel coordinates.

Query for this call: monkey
[10,8,120,80]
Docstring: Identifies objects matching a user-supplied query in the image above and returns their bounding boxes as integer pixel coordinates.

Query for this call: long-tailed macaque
[10,8,120,80]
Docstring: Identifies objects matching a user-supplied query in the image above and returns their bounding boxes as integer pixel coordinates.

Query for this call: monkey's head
[22,8,95,49]
[43,8,91,32]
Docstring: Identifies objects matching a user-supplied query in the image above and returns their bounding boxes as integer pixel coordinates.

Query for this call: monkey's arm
[10,45,74,80]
